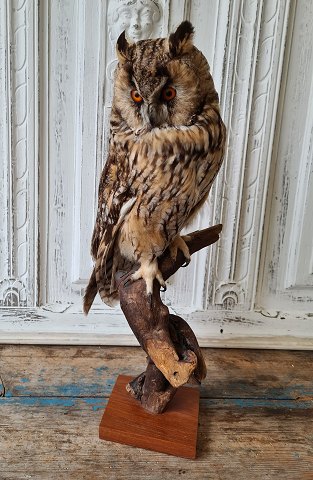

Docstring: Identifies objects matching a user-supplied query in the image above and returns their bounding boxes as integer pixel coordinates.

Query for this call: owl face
[112,22,217,132]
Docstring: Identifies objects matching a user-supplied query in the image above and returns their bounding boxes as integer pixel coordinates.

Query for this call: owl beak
[140,103,156,128]
[147,104,157,127]
[146,103,166,128]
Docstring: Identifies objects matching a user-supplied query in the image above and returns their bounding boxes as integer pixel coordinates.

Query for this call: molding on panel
[235,0,292,308]
[0,0,38,307]
[213,0,263,307]
[257,0,313,310]
[0,278,27,308]
[72,0,105,283]
[0,308,312,350]
[284,68,313,288]
[212,0,291,310]
[47,0,80,304]
[107,0,163,42]
[0,0,11,284]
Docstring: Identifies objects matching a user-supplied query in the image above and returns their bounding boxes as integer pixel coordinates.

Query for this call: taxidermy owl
[83,21,226,314]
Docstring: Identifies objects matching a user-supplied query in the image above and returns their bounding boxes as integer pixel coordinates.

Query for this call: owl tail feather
[83,238,120,313]
[83,240,116,314]
[95,241,119,307]
[83,268,97,315]
[83,255,119,315]
[83,197,136,314]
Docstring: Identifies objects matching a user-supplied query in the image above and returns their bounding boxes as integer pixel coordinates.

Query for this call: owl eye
[131,89,143,103]
[162,86,176,102]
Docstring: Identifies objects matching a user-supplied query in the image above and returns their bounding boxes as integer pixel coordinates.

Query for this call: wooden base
[99,375,200,459]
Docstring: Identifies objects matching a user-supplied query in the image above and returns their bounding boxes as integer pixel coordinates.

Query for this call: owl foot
[169,235,191,267]
[114,270,136,290]
[131,259,166,297]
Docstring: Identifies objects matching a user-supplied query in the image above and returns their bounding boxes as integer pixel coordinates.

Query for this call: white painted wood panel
[0,0,38,308]
[0,0,312,347]
[42,0,232,313]
[258,0,313,312]
[0,0,11,290]
[1,305,312,350]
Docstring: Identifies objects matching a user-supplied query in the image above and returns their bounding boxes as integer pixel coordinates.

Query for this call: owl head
[112,21,219,132]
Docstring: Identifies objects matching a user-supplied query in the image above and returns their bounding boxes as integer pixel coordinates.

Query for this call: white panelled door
[257,0,313,312]
[0,0,312,348]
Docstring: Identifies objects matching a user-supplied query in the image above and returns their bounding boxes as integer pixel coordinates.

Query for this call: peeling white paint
[0,0,312,346]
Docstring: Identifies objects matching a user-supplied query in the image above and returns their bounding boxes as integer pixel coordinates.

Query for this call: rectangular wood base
[99,375,200,459]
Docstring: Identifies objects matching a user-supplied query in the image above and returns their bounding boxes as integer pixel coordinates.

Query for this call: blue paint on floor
[202,381,313,401]
[0,396,108,409]
[200,398,313,409]
[95,366,109,374]
[6,378,117,398]
[1,395,312,411]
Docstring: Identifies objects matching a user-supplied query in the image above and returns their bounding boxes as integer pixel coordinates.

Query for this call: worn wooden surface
[109,228,222,405]
[0,346,313,479]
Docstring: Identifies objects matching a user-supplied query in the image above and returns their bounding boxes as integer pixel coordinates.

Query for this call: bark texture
[116,224,222,414]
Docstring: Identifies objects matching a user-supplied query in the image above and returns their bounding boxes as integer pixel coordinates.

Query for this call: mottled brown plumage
[83,21,226,313]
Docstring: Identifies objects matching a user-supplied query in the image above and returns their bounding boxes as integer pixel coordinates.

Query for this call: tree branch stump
[116,224,222,414]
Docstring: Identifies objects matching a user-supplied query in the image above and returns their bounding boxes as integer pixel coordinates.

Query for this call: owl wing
[186,154,223,226]
[83,147,136,314]
[184,116,226,227]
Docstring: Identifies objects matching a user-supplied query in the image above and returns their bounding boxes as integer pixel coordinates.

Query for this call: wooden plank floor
[0,346,312,479]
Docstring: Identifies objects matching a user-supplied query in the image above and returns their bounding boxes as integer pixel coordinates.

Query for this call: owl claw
[131,259,166,298]
[181,259,191,267]
[115,270,137,290]
[169,235,191,266]
[155,270,166,292]
[123,278,132,287]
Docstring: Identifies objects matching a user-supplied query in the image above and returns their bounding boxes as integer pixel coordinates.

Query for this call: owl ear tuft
[116,30,131,64]
[168,21,194,57]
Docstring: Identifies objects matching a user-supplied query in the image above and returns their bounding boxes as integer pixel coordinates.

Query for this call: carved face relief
[108,0,161,42]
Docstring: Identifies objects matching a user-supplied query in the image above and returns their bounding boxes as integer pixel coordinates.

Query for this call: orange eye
[131,89,143,103]
[162,86,176,101]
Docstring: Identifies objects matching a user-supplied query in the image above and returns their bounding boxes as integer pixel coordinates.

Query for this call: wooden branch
[125,313,208,413]
[117,278,196,388]
[168,314,207,383]
[159,224,222,281]
[126,359,177,414]
[116,225,221,389]
[115,224,222,412]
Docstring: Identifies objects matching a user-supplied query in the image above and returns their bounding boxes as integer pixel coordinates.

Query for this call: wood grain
[99,375,199,459]
[112,227,221,399]
[1,346,312,400]
[1,346,313,479]
[0,397,312,479]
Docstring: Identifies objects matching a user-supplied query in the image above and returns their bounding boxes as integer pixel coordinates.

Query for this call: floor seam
[0,374,5,397]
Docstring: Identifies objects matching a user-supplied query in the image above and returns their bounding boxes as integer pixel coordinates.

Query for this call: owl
[83,21,226,313]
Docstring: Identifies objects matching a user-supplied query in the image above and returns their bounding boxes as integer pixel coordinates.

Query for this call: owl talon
[131,259,166,298]
[116,270,137,290]
[169,235,191,266]
[182,259,191,267]
[155,271,166,292]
